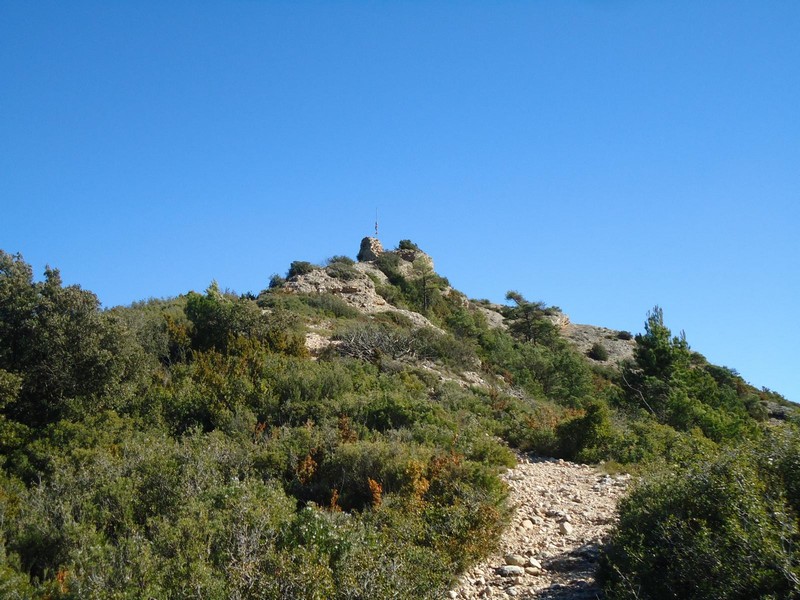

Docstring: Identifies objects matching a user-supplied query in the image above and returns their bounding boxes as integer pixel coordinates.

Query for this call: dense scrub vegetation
[0,244,796,598]
[601,431,800,600]
[598,308,800,599]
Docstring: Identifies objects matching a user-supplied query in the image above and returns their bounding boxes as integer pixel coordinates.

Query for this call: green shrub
[185,284,307,358]
[617,330,633,340]
[327,255,355,266]
[325,261,358,281]
[588,342,609,361]
[302,293,360,319]
[287,260,317,279]
[601,443,800,600]
[413,328,478,369]
[374,253,403,281]
[398,240,420,251]
[374,283,406,308]
[556,401,622,462]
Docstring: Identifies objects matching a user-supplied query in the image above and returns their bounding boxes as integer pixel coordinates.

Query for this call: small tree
[504,291,558,346]
[634,306,690,381]
[269,274,286,289]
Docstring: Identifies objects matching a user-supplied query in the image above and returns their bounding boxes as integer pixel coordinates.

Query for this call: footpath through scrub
[451,456,629,599]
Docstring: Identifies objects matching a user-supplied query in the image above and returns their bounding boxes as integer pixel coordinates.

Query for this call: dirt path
[450,456,629,599]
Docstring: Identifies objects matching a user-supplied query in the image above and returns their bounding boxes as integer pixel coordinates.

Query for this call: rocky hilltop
[282,237,634,371]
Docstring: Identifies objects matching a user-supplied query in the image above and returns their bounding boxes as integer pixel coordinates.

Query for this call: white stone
[526,557,542,569]
[504,554,527,567]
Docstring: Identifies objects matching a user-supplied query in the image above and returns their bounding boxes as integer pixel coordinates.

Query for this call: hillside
[0,241,798,599]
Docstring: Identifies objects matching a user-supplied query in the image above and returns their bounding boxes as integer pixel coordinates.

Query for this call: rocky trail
[450,456,630,600]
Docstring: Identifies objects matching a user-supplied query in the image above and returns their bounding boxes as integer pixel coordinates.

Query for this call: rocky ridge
[451,456,629,600]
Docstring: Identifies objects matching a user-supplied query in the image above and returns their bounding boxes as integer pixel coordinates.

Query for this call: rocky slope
[451,456,629,600]
[561,323,635,366]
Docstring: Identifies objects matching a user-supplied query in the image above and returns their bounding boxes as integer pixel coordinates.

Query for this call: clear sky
[2,1,798,402]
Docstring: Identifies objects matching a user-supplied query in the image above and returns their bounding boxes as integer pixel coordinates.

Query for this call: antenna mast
[375,209,379,237]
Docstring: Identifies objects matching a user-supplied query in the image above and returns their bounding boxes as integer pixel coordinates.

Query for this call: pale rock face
[474,305,507,330]
[394,247,435,273]
[282,260,443,333]
[561,322,637,365]
[284,267,386,311]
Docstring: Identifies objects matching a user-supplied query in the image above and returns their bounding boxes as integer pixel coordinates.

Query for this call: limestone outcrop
[282,262,441,331]
[357,237,384,262]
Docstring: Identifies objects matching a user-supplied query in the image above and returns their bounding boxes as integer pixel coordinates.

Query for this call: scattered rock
[453,455,629,599]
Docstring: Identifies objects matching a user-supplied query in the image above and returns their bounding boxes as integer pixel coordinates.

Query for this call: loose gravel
[450,456,629,600]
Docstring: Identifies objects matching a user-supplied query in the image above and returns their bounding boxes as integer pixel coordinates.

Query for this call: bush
[302,293,360,319]
[287,261,317,279]
[414,328,478,369]
[374,253,403,281]
[326,261,358,281]
[601,442,800,600]
[556,401,622,462]
[398,240,420,251]
[588,342,609,361]
[186,283,303,355]
[269,273,286,289]
[334,323,417,363]
[617,330,633,340]
[327,255,355,266]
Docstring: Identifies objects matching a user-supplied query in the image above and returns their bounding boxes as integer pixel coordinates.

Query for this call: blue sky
[2,1,798,401]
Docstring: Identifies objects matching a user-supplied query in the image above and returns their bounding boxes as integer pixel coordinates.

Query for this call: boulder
[497,565,525,577]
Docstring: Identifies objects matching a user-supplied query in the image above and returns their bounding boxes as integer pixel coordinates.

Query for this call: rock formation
[357,237,384,262]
